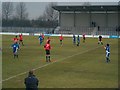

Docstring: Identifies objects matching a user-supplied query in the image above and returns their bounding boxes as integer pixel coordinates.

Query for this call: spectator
[24,70,39,90]
[91,21,94,27]
[98,26,100,31]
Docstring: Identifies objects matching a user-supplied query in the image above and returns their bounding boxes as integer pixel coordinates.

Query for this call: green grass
[2,35,118,88]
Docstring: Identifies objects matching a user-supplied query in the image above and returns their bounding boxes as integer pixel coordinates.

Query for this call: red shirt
[60,36,63,40]
[44,44,51,50]
[13,38,19,43]
[83,34,85,38]
[46,38,50,44]
[42,34,44,39]
[19,34,23,40]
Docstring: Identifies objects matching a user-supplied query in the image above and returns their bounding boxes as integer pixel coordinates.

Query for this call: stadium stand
[96,27,119,35]
[54,26,119,35]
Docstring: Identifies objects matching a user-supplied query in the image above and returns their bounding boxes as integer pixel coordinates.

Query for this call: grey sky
[25,2,49,19]
[5,1,120,19]
[12,2,49,19]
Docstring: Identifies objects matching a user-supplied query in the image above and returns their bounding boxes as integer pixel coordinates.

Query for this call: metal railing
[1,26,119,35]
[2,27,54,34]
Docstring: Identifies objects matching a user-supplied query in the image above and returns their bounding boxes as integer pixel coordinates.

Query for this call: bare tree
[2,2,13,20]
[15,2,28,20]
[44,2,58,21]
[38,15,47,21]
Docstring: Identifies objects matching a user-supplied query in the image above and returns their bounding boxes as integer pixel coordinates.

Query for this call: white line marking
[1,46,101,83]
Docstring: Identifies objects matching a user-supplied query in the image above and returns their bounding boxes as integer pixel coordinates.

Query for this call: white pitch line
[1,46,101,83]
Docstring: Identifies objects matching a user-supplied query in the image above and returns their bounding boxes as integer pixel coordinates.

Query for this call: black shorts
[99,39,102,41]
[20,40,23,42]
[46,50,50,55]
[60,40,62,42]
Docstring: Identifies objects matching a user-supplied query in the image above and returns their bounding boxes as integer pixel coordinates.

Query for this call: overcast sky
[24,2,49,19]
[2,0,120,19]
[11,2,49,19]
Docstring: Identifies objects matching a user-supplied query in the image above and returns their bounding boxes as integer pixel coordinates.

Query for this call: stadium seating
[96,27,119,35]
[54,26,119,35]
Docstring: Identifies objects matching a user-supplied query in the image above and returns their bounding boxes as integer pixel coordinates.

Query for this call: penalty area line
[1,46,101,83]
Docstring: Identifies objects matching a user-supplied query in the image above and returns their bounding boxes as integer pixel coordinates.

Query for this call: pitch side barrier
[0,32,120,38]
[0,32,29,36]
[35,33,120,38]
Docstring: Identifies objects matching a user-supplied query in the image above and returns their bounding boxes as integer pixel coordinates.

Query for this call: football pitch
[2,35,118,88]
